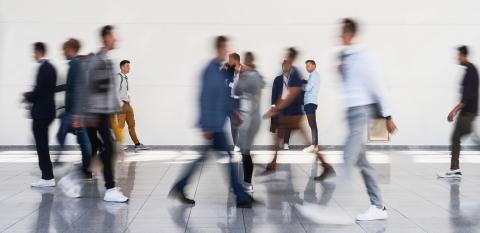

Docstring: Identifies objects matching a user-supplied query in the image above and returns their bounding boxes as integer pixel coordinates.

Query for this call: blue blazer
[25,60,57,120]
[198,59,231,132]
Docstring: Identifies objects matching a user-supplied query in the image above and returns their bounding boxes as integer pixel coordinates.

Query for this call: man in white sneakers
[338,18,397,221]
[438,46,479,179]
[85,25,128,202]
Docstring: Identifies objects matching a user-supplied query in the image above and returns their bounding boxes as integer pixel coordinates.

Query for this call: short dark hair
[63,38,81,52]
[458,45,469,56]
[33,42,46,54]
[244,51,256,69]
[287,47,298,61]
[229,53,240,62]
[342,18,358,35]
[305,60,316,66]
[120,60,130,68]
[215,35,228,50]
[101,25,114,37]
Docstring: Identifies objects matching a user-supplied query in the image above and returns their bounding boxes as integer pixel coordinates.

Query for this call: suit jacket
[198,59,231,132]
[25,60,57,120]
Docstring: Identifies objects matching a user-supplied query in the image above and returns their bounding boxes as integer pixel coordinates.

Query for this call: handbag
[368,104,390,142]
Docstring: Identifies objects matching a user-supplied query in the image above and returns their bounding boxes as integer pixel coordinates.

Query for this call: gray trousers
[344,105,383,209]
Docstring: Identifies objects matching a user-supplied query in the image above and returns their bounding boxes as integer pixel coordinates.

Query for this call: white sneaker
[243,183,254,193]
[302,145,318,153]
[356,205,388,221]
[283,144,290,150]
[104,187,129,202]
[31,178,56,188]
[234,145,241,152]
[437,169,462,178]
[58,175,81,198]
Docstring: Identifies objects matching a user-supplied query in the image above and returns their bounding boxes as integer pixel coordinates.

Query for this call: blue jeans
[344,105,383,209]
[56,112,92,170]
[174,131,251,203]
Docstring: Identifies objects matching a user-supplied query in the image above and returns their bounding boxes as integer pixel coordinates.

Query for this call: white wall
[1,0,480,146]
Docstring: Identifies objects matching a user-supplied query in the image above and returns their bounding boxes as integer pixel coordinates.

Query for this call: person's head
[101,25,116,51]
[228,53,240,66]
[120,60,130,74]
[62,38,81,59]
[244,52,256,69]
[33,42,46,61]
[305,60,316,73]
[341,18,357,46]
[457,45,469,65]
[215,35,230,61]
[281,59,290,75]
[285,47,298,64]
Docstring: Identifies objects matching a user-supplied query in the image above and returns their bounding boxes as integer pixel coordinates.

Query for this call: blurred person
[84,25,128,202]
[263,48,334,180]
[116,60,149,150]
[303,60,321,153]
[55,38,93,179]
[223,53,241,152]
[270,61,292,150]
[438,46,479,179]
[23,42,57,187]
[169,36,255,208]
[338,18,397,220]
[234,52,265,193]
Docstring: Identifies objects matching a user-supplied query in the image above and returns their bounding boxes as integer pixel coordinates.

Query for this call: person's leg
[97,114,115,189]
[212,132,251,203]
[306,113,318,146]
[267,128,284,171]
[344,106,383,208]
[33,119,54,180]
[284,130,291,145]
[125,103,140,145]
[343,107,367,177]
[357,149,383,208]
[56,112,70,150]
[230,118,238,146]
[450,114,474,170]
[75,127,92,172]
[87,127,99,156]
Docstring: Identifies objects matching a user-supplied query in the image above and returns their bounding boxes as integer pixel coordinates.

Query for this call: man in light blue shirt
[339,18,397,221]
[303,60,321,153]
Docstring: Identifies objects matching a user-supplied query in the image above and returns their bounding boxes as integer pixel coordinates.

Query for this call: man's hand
[447,110,457,122]
[202,132,213,140]
[72,115,82,129]
[386,119,397,134]
[263,108,278,119]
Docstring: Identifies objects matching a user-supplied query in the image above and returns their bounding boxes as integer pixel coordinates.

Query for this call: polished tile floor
[1,150,480,233]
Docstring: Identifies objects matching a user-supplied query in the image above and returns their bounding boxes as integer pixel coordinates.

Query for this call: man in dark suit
[270,60,292,149]
[24,42,57,187]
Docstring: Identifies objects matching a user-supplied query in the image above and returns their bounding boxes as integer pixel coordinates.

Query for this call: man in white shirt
[338,18,397,221]
[117,60,149,150]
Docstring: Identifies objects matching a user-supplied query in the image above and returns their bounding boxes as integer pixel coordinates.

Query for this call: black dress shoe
[314,166,336,181]
[168,188,195,205]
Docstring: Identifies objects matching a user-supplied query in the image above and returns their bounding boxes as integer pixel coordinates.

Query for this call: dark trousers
[33,118,54,180]
[304,104,318,145]
[87,114,115,189]
[242,151,253,184]
[173,131,251,203]
[450,112,476,170]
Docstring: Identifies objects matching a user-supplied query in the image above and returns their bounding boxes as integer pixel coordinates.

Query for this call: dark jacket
[460,62,479,114]
[25,60,57,120]
[198,59,231,132]
[271,67,304,116]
